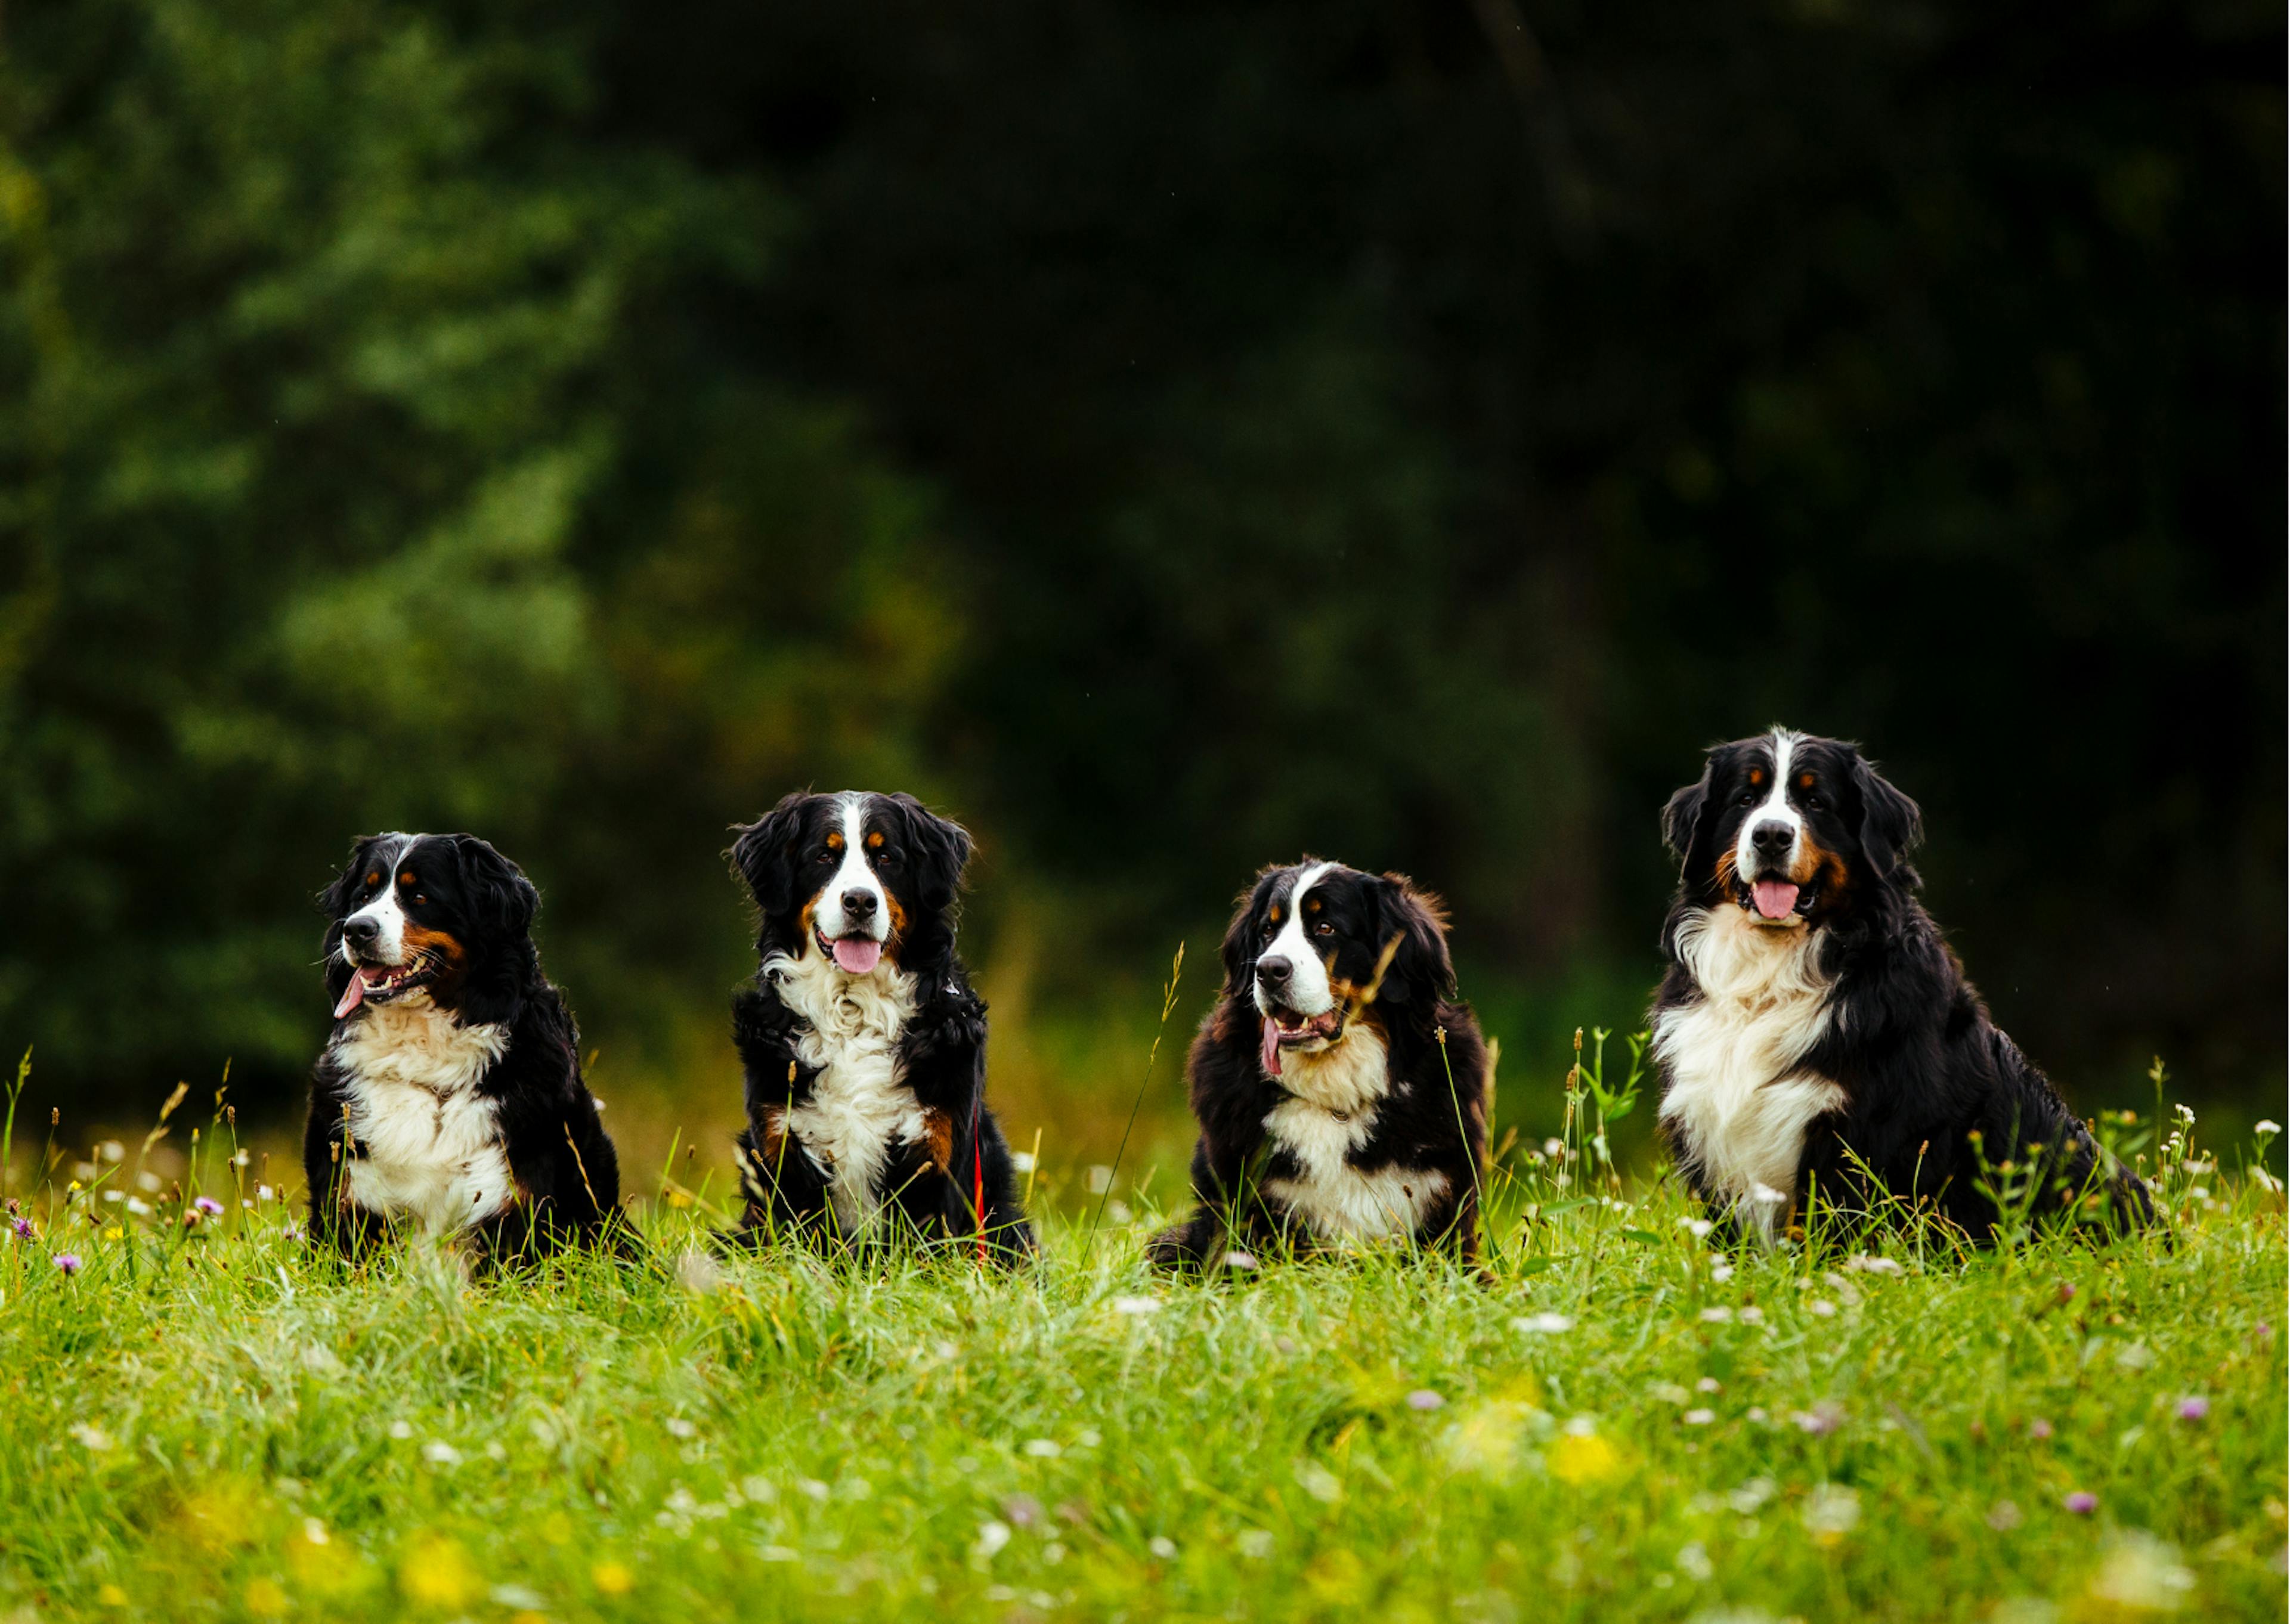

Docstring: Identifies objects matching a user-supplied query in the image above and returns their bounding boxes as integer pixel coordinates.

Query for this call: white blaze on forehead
[1734,728,1806,879]
[813,794,889,943]
[1256,861,1339,1018]
[342,835,418,965]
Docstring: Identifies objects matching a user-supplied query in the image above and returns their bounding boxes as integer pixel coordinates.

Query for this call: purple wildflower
[1000,1494,1044,1530]
[52,1252,82,1275]
[1792,1402,1845,1436]
[1405,1390,1445,1412]
[2175,1397,2209,1422]
[11,1217,31,1239]
[193,1196,224,1216]
[2063,1492,2097,1515]
[2027,1418,2053,1440]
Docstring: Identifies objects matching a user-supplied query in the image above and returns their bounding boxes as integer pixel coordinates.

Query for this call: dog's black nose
[840,888,878,921]
[344,917,381,950]
[1750,820,1795,858]
[1257,955,1293,989]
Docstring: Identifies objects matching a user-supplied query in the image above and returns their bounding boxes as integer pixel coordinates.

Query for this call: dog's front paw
[1144,1221,1207,1272]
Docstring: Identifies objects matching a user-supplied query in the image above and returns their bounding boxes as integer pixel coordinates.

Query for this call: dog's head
[319,833,539,1020]
[1220,860,1454,1074]
[729,791,973,974]
[1661,729,1922,928]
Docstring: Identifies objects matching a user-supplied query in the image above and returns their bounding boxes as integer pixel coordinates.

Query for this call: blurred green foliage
[0,0,2280,1118]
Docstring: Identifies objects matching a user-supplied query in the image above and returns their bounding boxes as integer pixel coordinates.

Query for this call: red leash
[970,1092,987,1264]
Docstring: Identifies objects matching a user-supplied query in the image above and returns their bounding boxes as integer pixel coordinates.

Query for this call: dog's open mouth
[333,961,429,1018]
[1259,1004,1346,1074]
[1735,873,1818,923]
[816,928,884,975]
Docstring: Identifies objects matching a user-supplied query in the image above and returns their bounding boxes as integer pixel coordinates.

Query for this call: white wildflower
[1802,1484,1861,1541]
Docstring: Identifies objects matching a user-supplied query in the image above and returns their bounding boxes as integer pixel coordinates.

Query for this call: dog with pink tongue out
[1651,728,2153,1248]
[724,791,1033,1259]
[1148,859,1488,1269]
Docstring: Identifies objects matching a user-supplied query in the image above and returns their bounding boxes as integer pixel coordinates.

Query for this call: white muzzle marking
[1734,728,1806,884]
[812,794,889,944]
[342,835,415,966]
[1255,861,1338,1019]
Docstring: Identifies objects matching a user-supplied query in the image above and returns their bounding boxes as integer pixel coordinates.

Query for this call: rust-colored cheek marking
[1789,830,1845,887]
[799,898,819,944]
[401,925,466,966]
[1713,847,1741,891]
[883,891,911,951]
[921,1108,954,1173]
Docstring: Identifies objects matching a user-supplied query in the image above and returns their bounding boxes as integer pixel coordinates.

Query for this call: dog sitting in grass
[725,790,1032,1259]
[1652,729,2154,1245]
[304,833,625,1264]
[1149,859,1487,1267]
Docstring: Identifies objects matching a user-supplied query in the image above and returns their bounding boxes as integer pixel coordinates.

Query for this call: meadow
[0,1052,2282,1624]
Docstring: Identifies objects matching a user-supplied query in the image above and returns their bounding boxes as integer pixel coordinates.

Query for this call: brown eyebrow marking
[865,831,884,849]
[1748,768,1766,786]
[364,871,380,887]
[1799,772,1816,789]
[398,872,416,885]
[1268,903,1282,925]
[826,831,844,851]
[1305,897,1322,913]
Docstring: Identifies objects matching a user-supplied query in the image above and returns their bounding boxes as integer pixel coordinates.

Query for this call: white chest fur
[330,1001,515,1234]
[764,950,925,1236]
[1260,1026,1447,1242]
[1653,905,1845,1239]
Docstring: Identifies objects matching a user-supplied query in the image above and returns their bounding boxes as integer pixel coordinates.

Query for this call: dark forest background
[1,0,2282,1154]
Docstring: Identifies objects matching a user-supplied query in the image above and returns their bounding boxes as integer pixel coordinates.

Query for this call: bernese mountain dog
[726,790,1032,1259]
[1653,728,2154,1245]
[304,833,625,1263]
[1148,860,1488,1268]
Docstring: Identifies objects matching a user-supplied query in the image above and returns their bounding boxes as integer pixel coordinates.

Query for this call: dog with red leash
[724,791,1032,1260]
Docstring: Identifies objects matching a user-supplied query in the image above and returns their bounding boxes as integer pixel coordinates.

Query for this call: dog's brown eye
[412,894,428,906]
[1803,793,1824,810]
[1313,922,1335,938]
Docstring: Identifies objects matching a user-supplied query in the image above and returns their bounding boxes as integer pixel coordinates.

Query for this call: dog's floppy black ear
[318,835,393,918]
[1373,875,1455,1006]
[892,794,973,912]
[1850,751,1923,878]
[729,793,812,918]
[1661,757,1716,870]
[1220,869,1281,999]
[449,835,539,940]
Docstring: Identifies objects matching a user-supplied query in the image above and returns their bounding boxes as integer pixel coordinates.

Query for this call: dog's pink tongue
[333,973,366,1019]
[832,937,883,975]
[1260,1018,1282,1077]
[1751,881,1801,921]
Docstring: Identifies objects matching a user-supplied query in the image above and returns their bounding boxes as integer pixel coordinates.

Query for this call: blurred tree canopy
[1,0,2280,1112]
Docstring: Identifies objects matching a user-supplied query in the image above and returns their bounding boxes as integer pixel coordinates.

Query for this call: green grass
[0,1096,2282,1624]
